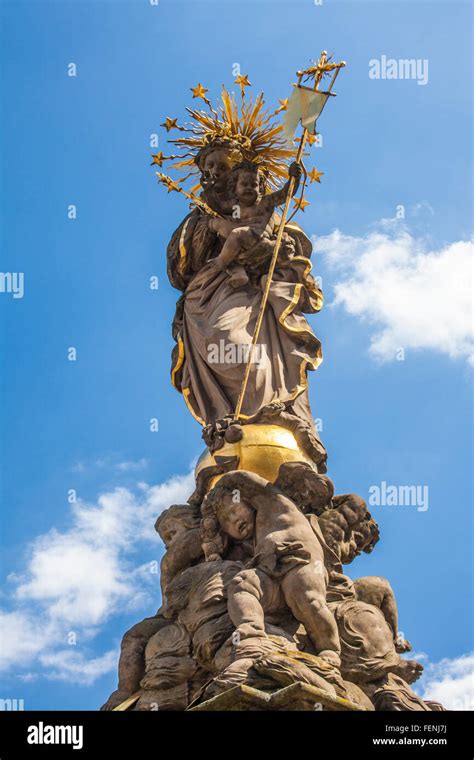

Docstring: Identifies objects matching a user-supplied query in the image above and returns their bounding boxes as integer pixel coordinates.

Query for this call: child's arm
[208,217,237,239]
[216,470,270,509]
[266,162,302,208]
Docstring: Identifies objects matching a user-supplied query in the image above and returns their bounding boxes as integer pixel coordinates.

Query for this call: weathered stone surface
[103,106,444,713]
[104,462,438,713]
[189,682,365,712]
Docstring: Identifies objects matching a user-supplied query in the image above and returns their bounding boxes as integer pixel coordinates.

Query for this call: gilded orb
[195,423,317,488]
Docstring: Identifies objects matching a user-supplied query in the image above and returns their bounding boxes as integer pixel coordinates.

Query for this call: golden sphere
[195,423,317,487]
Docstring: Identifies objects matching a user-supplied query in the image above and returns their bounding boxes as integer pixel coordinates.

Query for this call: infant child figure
[208,160,302,288]
[201,470,341,668]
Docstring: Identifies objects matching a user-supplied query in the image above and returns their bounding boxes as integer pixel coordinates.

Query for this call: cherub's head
[154,504,200,547]
[200,482,255,561]
[340,514,380,564]
[354,514,380,555]
[275,462,334,515]
[217,493,255,540]
[229,161,265,207]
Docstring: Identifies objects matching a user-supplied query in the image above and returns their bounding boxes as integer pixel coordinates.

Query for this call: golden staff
[233,52,345,422]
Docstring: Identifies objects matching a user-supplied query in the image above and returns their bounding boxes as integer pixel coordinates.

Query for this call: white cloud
[0,469,194,684]
[115,458,149,472]
[419,652,474,710]
[39,649,120,686]
[411,201,434,217]
[0,611,56,672]
[72,456,149,474]
[315,222,473,364]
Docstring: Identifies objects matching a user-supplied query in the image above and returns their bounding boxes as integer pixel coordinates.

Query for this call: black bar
[0,709,471,757]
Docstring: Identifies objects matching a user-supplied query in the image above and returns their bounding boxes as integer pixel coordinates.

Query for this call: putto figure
[210,160,302,288]
[201,469,341,667]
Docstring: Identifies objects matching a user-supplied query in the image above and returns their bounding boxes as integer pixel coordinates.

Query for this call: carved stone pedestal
[102,453,443,713]
[188,682,365,712]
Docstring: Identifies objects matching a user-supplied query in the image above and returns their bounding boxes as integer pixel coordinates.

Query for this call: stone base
[188,682,365,712]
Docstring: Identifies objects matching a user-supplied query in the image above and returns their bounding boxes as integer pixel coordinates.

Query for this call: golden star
[165,180,180,193]
[306,133,318,146]
[278,98,289,111]
[293,197,310,211]
[150,151,165,167]
[160,117,178,132]
[308,167,324,183]
[234,74,252,94]
[157,173,180,193]
[191,83,209,100]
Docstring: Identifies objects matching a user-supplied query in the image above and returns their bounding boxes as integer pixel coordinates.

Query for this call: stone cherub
[201,469,342,668]
[275,464,412,655]
[154,503,203,613]
[276,463,428,695]
[270,461,440,709]
[101,503,203,711]
[208,160,302,288]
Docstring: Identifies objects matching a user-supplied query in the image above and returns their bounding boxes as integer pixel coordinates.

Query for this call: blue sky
[0,0,472,710]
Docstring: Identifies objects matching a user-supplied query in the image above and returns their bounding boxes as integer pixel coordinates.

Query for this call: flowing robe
[167,209,323,429]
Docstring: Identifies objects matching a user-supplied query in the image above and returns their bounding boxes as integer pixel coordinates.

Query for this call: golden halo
[158,82,297,192]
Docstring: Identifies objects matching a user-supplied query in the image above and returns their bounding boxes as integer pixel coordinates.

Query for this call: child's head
[338,496,367,529]
[154,503,200,546]
[340,514,380,563]
[353,513,380,555]
[275,462,334,515]
[217,492,255,540]
[229,161,264,206]
[201,482,255,561]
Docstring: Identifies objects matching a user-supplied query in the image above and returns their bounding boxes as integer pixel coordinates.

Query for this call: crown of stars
[152,71,333,209]
[155,80,298,192]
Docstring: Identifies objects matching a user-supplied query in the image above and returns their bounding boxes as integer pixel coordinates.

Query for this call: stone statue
[102,56,445,712]
[166,135,326,466]
[201,470,341,667]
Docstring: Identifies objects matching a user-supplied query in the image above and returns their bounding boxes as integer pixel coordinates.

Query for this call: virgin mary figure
[158,87,327,471]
